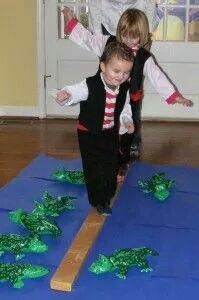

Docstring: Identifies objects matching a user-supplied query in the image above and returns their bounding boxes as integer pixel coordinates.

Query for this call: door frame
[37,0,46,118]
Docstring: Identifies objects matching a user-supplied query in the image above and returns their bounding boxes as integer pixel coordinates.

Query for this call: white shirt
[57,73,132,134]
[89,0,157,34]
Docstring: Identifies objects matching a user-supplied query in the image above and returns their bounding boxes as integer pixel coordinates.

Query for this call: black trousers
[119,99,142,164]
[78,129,119,207]
[130,99,142,145]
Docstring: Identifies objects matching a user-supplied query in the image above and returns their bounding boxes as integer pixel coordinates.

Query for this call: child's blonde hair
[116,9,151,50]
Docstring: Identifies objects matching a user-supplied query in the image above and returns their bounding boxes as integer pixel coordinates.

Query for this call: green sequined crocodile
[9,208,61,238]
[0,233,48,260]
[138,172,175,201]
[32,191,76,217]
[52,167,85,184]
[89,247,158,279]
[0,262,49,288]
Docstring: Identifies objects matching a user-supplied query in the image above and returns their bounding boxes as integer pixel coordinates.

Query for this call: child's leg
[78,132,105,207]
[77,130,118,211]
[119,133,133,165]
[104,132,119,200]
[117,133,132,182]
[94,130,119,205]
[130,100,142,159]
[118,100,142,166]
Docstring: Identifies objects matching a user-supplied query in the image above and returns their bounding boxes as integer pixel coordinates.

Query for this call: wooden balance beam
[50,207,107,292]
[50,179,122,292]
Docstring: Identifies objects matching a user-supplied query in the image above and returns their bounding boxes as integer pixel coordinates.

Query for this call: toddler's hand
[173,96,193,107]
[62,6,74,22]
[56,90,70,103]
[125,121,135,134]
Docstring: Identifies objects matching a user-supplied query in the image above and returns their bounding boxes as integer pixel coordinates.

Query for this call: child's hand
[125,121,135,134]
[56,90,70,103]
[62,6,74,22]
[173,96,193,107]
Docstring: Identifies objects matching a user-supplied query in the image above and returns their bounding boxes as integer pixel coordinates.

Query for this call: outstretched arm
[169,95,193,107]
[62,7,109,57]
[54,79,89,106]
[144,56,194,107]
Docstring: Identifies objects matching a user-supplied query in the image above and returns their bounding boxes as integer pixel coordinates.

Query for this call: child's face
[121,36,140,50]
[100,56,133,87]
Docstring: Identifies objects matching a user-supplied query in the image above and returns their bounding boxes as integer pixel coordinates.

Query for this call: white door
[142,0,199,120]
[45,0,98,117]
[44,0,199,119]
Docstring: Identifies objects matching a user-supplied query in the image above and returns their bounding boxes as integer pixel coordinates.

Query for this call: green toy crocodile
[0,234,48,260]
[138,172,175,201]
[89,247,158,279]
[52,167,85,184]
[0,262,49,288]
[32,191,76,217]
[9,208,61,238]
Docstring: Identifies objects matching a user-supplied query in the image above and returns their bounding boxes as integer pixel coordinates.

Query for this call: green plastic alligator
[138,172,175,201]
[32,191,76,217]
[0,262,49,288]
[52,167,85,184]
[89,247,158,279]
[0,234,48,260]
[9,208,61,238]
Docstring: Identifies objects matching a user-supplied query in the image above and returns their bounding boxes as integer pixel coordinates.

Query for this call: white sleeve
[143,56,176,101]
[88,0,103,34]
[61,79,88,105]
[70,23,109,57]
[119,93,133,135]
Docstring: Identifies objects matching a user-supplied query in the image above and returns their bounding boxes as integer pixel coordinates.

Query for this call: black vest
[78,73,130,134]
[105,36,151,101]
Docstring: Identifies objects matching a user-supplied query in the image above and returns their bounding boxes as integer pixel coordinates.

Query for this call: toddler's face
[100,56,133,87]
[121,36,140,50]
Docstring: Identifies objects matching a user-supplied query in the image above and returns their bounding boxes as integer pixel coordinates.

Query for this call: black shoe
[104,203,112,216]
[130,144,140,160]
[96,203,112,216]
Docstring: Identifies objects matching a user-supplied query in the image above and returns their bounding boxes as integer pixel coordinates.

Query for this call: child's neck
[102,74,117,91]
[105,82,117,91]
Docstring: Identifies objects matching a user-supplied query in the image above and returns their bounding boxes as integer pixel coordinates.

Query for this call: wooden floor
[1,118,199,187]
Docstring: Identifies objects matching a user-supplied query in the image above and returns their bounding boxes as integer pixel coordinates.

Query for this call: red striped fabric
[106,92,117,99]
[105,102,116,108]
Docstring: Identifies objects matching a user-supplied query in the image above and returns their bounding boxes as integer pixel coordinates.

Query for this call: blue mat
[0,177,87,212]
[72,161,199,300]
[17,153,83,179]
[126,161,199,194]
[1,154,199,300]
[0,154,90,298]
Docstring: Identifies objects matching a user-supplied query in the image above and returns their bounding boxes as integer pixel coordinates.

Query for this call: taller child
[63,7,193,165]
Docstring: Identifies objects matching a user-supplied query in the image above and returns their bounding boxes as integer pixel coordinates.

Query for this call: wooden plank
[50,208,106,292]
